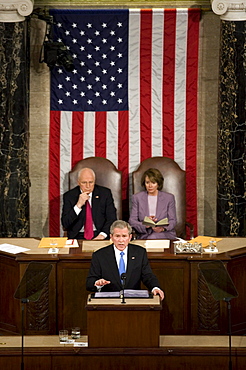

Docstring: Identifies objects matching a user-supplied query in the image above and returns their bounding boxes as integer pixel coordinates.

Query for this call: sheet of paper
[94,289,150,298]
[145,240,170,249]
[60,339,75,344]
[203,247,219,253]
[64,239,79,248]
[0,243,30,254]
[74,342,88,347]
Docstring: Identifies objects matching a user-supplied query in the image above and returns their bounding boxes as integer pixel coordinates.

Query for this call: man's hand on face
[76,192,90,208]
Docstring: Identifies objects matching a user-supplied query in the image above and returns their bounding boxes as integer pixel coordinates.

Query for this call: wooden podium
[86,294,162,348]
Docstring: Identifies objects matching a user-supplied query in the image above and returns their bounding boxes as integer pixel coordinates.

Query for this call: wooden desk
[1,335,246,370]
[0,238,246,336]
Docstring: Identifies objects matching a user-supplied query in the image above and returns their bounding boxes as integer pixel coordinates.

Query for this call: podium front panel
[86,295,161,348]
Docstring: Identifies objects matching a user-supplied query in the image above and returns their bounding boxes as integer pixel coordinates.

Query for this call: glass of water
[71,327,80,339]
[59,330,68,342]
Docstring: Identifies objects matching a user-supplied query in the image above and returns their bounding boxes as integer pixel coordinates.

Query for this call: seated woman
[129,168,177,239]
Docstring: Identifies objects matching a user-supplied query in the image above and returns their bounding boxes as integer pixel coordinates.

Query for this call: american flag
[49,8,200,237]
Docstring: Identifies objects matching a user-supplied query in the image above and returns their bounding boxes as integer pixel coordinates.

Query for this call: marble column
[212,1,246,236]
[0,21,30,237]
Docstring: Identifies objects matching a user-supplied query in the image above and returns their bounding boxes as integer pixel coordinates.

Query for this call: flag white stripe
[151,9,164,157]
[174,9,188,169]
[128,9,141,173]
[83,112,96,158]
[60,111,73,235]
[107,111,119,166]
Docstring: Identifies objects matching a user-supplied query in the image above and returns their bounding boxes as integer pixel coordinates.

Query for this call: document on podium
[93,289,151,298]
[0,243,30,254]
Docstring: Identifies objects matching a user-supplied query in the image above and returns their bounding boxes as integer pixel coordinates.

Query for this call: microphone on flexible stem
[120,273,127,304]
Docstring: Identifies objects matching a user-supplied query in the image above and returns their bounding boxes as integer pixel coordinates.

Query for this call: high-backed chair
[132,156,194,239]
[69,157,122,219]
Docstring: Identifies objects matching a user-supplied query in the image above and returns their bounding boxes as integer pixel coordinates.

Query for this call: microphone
[121,273,127,282]
[120,273,127,304]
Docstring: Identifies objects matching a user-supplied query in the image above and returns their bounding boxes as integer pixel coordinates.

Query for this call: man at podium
[86,220,164,300]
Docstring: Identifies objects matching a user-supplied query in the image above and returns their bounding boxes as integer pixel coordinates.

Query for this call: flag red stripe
[185,9,200,236]
[140,9,153,161]
[95,111,107,157]
[118,110,130,217]
[49,111,61,236]
[72,111,84,167]
[163,9,176,158]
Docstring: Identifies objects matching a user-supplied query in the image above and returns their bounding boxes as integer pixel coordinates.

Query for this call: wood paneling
[57,261,90,333]
[1,346,246,370]
[0,255,20,333]
[150,261,190,334]
[1,240,246,337]
[228,255,246,334]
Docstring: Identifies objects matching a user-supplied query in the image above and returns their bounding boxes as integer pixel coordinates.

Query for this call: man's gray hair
[110,220,132,235]
[77,167,96,180]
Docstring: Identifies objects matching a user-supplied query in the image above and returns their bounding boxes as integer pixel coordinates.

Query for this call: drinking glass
[59,330,68,342]
[71,327,80,339]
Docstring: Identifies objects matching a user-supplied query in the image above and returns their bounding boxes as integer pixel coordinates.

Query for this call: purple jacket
[129,191,177,239]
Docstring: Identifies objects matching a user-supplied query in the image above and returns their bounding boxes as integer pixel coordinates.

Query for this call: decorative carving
[198,271,220,330]
[0,0,34,22]
[26,278,50,331]
[211,0,246,20]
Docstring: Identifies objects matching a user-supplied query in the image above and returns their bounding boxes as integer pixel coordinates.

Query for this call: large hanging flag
[49,8,200,237]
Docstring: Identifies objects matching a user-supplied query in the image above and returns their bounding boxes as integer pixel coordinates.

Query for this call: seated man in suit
[61,167,117,240]
[86,220,164,300]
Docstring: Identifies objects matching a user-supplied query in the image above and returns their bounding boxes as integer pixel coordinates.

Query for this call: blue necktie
[119,251,125,278]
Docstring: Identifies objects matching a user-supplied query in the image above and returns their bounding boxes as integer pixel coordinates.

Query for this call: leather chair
[132,156,194,239]
[69,157,122,219]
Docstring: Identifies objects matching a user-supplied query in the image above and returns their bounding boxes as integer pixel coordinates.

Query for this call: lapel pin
[95,196,99,198]
[132,256,135,259]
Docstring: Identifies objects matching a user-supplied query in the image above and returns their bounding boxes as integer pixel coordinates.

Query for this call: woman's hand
[152,226,165,233]
[145,215,157,228]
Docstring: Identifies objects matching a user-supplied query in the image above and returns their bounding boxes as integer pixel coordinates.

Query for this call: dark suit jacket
[61,184,117,239]
[86,243,161,292]
[128,190,177,239]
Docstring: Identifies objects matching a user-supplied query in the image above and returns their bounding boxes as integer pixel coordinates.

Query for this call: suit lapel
[156,191,165,219]
[91,185,100,221]
[142,191,149,216]
[125,244,137,287]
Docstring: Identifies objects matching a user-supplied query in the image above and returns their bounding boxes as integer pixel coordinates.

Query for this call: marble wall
[0,22,30,237]
[217,21,246,236]
[28,10,221,238]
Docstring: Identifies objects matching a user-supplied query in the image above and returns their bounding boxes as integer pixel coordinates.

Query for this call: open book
[142,216,169,227]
